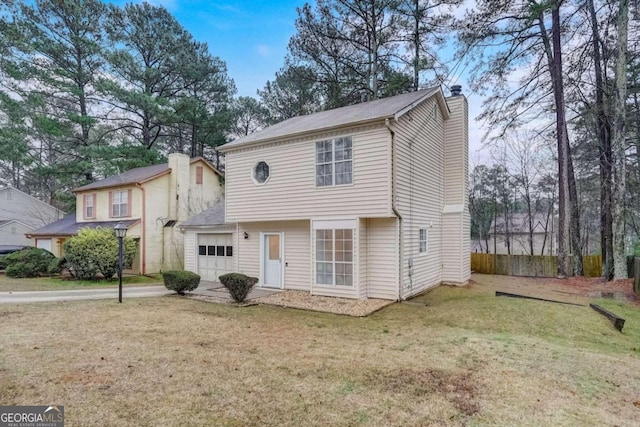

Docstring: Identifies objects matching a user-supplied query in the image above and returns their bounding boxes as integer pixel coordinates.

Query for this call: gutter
[136,183,146,275]
[386,118,403,301]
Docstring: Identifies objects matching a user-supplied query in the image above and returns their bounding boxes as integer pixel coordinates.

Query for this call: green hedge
[163,270,201,295]
[219,273,259,303]
[1,248,56,278]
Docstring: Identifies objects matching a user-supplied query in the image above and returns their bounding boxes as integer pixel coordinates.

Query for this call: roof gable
[220,87,447,151]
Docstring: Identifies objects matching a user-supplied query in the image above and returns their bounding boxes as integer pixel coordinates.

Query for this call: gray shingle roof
[74,163,169,192]
[220,87,441,151]
[180,199,226,227]
[28,215,140,236]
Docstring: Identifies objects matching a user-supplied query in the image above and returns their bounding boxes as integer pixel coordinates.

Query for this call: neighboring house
[183,86,470,300]
[0,186,64,248]
[28,154,223,273]
[478,213,557,256]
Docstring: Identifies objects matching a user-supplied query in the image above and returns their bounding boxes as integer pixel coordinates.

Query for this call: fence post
[634,257,640,295]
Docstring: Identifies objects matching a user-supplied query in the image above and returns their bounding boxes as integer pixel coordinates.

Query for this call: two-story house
[28,153,223,273]
[183,87,470,300]
[0,186,64,249]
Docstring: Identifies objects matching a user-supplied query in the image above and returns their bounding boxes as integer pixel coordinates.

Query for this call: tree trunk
[551,4,571,278]
[587,0,614,279]
[612,0,629,280]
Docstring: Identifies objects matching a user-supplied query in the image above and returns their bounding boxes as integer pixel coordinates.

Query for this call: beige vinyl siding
[184,230,196,274]
[441,95,470,285]
[237,221,310,290]
[358,218,368,299]
[393,97,446,297]
[444,96,468,206]
[442,211,463,283]
[225,125,391,222]
[365,218,399,300]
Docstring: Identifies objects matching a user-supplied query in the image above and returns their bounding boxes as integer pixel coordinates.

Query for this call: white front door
[262,233,282,288]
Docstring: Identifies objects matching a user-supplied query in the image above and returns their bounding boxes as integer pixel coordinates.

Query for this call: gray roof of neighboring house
[180,199,227,228]
[220,87,443,151]
[27,215,140,236]
[74,163,170,192]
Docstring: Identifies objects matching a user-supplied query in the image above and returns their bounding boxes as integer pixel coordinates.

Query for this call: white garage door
[36,239,52,252]
[197,234,234,282]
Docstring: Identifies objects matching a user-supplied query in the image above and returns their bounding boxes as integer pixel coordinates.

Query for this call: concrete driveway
[0,286,171,304]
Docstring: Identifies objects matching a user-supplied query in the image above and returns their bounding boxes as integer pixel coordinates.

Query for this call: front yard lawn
[0,273,162,292]
[0,282,638,426]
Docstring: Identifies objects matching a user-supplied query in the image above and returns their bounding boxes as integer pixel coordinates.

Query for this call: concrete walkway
[0,286,171,304]
[0,282,280,305]
[188,281,281,302]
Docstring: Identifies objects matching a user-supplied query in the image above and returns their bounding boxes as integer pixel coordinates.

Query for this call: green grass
[0,273,162,291]
[0,282,638,426]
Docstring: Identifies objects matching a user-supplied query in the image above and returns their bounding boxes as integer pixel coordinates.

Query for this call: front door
[262,233,282,288]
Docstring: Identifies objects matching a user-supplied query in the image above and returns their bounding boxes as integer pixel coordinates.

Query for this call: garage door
[36,239,52,252]
[197,234,234,282]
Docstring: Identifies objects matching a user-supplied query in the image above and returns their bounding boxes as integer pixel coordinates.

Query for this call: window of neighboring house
[252,161,270,184]
[196,166,203,184]
[11,226,16,234]
[316,228,353,286]
[110,190,130,218]
[419,228,428,254]
[315,136,352,186]
[6,190,11,200]
[84,194,96,219]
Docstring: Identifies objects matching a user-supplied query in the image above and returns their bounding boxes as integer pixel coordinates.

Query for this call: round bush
[219,273,259,303]
[163,270,201,295]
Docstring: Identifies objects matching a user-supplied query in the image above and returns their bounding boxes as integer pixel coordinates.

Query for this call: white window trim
[315,136,353,188]
[419,228,428,255]
[112,190,129,218]
[251,161,271,185]
[314,228,354,288]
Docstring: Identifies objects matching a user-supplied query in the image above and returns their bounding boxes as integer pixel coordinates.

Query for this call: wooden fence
[470,253,607,278]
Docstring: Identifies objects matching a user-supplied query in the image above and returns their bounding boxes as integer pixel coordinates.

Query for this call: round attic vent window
[253,161,270,184]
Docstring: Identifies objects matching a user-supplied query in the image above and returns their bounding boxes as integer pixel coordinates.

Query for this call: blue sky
[107,0,305,97]
[105,0,487,161]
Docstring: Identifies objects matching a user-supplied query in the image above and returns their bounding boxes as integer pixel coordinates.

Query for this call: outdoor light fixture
[243,232,249,239]
[114,221,128,303]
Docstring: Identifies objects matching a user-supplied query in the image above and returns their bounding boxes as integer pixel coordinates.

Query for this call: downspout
[386,118,403,301]
[136,183,146,275]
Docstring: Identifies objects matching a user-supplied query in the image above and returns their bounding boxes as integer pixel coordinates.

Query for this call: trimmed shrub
[0,255,8,270]
[2,248,55,278]
[163,270,200,295]
[219,273,259,303]
[48,256,67,275]
[64,227,136,280]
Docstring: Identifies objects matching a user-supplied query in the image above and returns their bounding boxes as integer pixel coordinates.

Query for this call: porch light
[243,232,249,239]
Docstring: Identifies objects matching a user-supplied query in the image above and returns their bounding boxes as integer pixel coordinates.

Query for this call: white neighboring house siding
[0,187,63,228]
[224,124,392,222]
[0,220,33,246]
[393,96,447,298]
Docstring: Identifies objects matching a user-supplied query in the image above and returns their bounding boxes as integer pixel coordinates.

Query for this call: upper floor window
[316,136,352,187]
[252,161,270,184]
[84,194,96,219]
[196,166,203,185]
[110,189,130,218]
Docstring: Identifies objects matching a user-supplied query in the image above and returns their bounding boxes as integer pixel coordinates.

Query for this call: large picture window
[316,229,353,286]
[111,190,130,218]
[316,136,352,186]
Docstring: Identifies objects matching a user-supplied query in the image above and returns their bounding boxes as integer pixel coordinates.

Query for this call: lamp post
[114,222,128,303]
